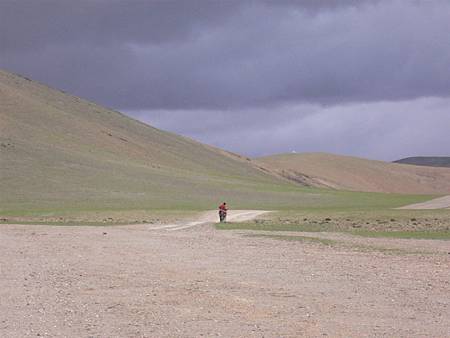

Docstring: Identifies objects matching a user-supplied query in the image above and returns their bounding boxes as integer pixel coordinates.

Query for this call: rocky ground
[0,217,449,337]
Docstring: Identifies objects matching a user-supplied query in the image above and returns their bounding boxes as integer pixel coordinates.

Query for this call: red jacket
[219,204,227,212]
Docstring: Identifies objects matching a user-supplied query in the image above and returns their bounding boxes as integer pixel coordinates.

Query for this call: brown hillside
[0,69,291,212]
[256,153,450,194]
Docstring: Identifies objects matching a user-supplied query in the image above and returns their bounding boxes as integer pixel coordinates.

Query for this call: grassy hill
[256,153,450,194]
[0,70,433,221]
[0,69,284,214]
[394,157,450,168]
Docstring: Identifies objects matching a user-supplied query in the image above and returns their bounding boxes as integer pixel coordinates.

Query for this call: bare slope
[0,69,294,212]
[397,195,450,210]
[256,153,450,194]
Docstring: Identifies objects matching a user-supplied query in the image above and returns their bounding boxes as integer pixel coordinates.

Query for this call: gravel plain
[1,218,449,337]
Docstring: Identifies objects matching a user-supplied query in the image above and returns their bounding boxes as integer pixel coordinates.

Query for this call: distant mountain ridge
[393,157,450,168]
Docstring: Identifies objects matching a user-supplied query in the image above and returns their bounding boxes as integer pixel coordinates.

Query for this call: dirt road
[0,214,449,337]
[398,195,450,209]
[144,210,271,231]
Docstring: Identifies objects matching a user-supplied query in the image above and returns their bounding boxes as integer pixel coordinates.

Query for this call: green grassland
[216,207,450,240]
[0,69,444,224]
[243,234,439,255]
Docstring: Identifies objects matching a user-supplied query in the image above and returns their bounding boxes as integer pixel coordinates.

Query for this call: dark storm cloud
[2,0,450,110]
[0,0,372,51]
[0,0,241,51]
[1,0,449,159]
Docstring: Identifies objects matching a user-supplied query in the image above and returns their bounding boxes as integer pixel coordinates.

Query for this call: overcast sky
[1,0,449,160]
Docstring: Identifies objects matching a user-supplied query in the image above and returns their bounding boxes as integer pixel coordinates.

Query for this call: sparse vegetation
[350,229,450,240]
[216,208,450,240]
[244,233,435,255]
[246,233,338,246]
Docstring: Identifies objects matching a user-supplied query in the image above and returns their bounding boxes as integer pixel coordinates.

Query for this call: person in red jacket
[218,202,228,222]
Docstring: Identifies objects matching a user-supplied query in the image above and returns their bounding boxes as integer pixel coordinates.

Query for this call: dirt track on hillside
[1,214,449,337]
[398,195,450,209]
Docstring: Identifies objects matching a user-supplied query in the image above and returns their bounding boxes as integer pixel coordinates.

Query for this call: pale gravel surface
[398,195,450,210]
[1,215,449,337]
[140,210,271,231]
